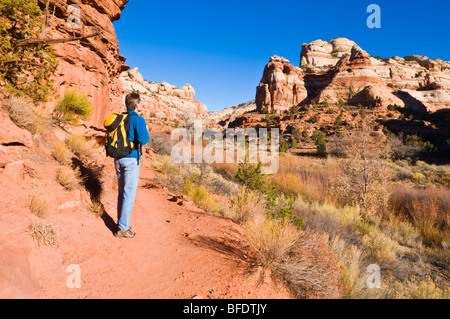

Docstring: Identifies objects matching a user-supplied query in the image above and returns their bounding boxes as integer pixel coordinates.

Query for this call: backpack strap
[123,112,143,164]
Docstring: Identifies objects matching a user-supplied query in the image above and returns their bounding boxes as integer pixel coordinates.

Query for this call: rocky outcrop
[300,38,357,68]
[120,68,207,131]
[256,38,450,114]
[317,45,405,108]
[208,100,256,128]
[255,55,307,113]
[37,0,129,127]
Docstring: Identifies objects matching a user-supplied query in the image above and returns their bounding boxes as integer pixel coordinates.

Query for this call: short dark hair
[125,92,141,111]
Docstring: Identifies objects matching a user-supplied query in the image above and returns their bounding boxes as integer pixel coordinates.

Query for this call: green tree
[0,0,59,101]
[312,131,327,157]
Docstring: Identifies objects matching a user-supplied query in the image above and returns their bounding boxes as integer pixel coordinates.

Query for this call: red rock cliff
[38,0,129,127]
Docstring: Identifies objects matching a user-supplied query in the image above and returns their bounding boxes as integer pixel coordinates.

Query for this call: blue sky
[114,0,450,112]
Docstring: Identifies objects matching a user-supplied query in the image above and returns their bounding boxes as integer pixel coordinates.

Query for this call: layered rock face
[38,0,129,127]
[256,38,450,114]
[255,55,308,113]
[120,68,207,131]
[317,45,405,109]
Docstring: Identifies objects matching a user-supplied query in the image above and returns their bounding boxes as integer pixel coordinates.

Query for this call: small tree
[313,131,327,157]
[0,0,59,101]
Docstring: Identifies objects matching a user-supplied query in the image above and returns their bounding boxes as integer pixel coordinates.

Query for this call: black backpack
[104,113,139,159]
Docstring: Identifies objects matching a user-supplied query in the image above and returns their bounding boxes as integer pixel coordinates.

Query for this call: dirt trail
[21,162,291,299]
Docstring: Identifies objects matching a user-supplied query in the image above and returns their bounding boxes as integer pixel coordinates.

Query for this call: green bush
[312,131,327,157]
[55,91,93,125]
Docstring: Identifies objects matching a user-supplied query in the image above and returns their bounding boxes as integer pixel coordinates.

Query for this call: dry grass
[273,154,337,204]
[57,165,83,191]
[88,200,105,218]
[52,142,72,165]
[389,276,450,299]
[224,187,265,224]
[183,180,221,214]
[243,218,301,267]
[65,135,96,157]
[389,184,450,247]
[361,228,399,263]
[29,222,59,247]
[274,231,344,299]
[29,193,49,218]
[2,96,50,135]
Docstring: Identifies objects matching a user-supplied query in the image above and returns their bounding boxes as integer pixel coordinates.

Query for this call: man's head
[125,92,141,111]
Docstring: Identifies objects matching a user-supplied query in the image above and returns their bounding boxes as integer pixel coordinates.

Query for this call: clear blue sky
[114,0,450,112]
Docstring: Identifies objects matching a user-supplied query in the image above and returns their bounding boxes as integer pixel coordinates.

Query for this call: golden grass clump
[29,193,49,218]
[65,134,96,157]
[183,180,221,214]
[2,96,50,135]
[52,142,72,165]
[57,165,83,191]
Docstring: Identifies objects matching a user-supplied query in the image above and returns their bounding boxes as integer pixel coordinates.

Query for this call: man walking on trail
[114,92,150,238]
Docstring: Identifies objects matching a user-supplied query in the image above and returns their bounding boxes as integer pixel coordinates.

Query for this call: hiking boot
[114,228,136,238]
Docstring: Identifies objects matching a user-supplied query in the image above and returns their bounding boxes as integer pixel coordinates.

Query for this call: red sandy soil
[0,147,291,299]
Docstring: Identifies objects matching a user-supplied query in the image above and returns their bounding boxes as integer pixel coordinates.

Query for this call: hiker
[109,92,150,238]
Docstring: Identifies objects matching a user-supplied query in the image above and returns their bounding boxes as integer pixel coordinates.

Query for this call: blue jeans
[115,157,140,231]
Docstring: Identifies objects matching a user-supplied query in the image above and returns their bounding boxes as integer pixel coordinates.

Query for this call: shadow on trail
[188,235,258,269]
[71,157,117,234]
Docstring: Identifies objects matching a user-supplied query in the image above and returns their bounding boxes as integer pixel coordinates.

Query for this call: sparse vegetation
[57,165,83,191]
[65,134,96,157]
[2,96,50,134]
[54,91,93,125]
[52,142,72,165]
[29,222,59,247]
[29,193,49,218]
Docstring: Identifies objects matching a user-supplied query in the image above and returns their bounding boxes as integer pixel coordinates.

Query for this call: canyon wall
[38,0,130,127]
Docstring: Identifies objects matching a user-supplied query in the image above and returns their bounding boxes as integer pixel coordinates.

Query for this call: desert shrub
[279,139,290,153]
[225,187,265,224]
[29,222,59,247]
[57,165,83,191]
[243,218,301,267]
[308,115,319,123]
[387,135,421,160]
[389,277,450,299]
[265,113,279,126]
[65,134,95,157]
[55,91,93,125]
[315,133,327,157]
[52,142,72,165]
[362,228,399,262]
[389,185,450,247]
[274,154,335,203]
[146,132,172,156]
[2,96,49,134]
[327,235,364,298]
[29,193,49,218]
[183,180,221,214]
[275,231,344,299]
[235,162,270,192]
